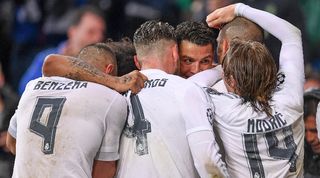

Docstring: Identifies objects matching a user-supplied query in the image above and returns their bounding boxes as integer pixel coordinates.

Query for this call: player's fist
[113,70,147,94]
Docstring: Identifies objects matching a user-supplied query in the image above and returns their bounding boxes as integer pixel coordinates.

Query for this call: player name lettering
[33,81,88,91]
[247,112,287,133]
[144,78,168,88]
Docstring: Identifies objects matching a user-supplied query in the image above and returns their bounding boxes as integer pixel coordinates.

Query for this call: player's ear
[134,55,141,70]
[221,39,229,59]
[172,44,179,63]
[104,64,115,75]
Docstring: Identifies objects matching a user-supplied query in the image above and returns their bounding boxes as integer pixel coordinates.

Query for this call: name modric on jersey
[247,112,287,133]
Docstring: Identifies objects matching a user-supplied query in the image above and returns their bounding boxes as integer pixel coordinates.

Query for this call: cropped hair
[220,17,264,43]
[133,20,176,55]
[78,42,116,66]
[222,39,277,116]
[175,21,216,46]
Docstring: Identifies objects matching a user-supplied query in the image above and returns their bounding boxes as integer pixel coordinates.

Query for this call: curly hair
[175,21,216,46]
[222,39,277,116]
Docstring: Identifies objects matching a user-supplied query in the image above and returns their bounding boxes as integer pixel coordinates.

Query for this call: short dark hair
[71,5,105,27]
[175,21,216,46]
[304,89,320,118]
[133,20,176,50]
[106,38,138,76]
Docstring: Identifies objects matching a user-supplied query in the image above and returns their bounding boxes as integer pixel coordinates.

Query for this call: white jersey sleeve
[178,85,228,178]
[317,103,320,140]
[187,65,223,87]
[236,3,304,115]
[8,112,17,138]
[95,94,127,161]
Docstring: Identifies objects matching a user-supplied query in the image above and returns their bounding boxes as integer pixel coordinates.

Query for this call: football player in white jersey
[175,21,217,79]
[318,103,320,140]
[203,3,304,178]
[6,43,129,178]
[188,16,264,90]
[116,20,228,178]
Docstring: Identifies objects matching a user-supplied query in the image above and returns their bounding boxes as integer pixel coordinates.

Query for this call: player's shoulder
[205,87,238,99]
[86,80,123,97]
[167,73,199,88]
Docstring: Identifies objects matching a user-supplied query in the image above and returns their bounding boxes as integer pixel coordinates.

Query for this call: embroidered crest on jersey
[200,87,215,126]
[205,87,237,99]
[275,72,285,92]
[123,94,151,156]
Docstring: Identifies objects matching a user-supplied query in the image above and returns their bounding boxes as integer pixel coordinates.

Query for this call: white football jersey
[11,76,127,178]
[116,69,227,178]
[206,4,305,178]
[317,103,320,140]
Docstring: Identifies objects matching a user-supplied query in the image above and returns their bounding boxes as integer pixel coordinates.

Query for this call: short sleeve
[8,112,17,138]
[317,103,320,140]
[95,94,128,161]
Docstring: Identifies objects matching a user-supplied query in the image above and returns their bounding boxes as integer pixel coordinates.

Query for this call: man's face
[71,12,106,54]
[305,115,320,154]
[179,40,215,78]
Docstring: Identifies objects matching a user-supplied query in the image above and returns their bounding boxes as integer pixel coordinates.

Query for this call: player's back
[207,87,304,178]
[117,69,209,178]
[13,76,125,178]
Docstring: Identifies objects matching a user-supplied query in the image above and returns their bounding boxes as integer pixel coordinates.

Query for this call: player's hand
[114,70,147,94]
[206,4,236,29]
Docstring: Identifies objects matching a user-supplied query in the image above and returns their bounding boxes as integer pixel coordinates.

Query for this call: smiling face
[178,40,215,78]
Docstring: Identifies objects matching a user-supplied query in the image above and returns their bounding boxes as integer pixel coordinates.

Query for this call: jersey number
[124,94,151,156]
[243,126,298,178]
[29,97,66,154]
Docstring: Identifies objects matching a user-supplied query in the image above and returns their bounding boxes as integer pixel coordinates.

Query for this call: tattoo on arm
[64,57,106,81]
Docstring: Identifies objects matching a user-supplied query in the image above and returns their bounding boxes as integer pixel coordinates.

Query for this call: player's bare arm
[92,160,116,178]
[6,133,16,155]
[43,54,147,94]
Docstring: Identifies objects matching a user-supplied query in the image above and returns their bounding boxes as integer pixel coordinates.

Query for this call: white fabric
[212,80,227,92]
[116,69,228,178]
[11,76,127,178]
[317,103,320,140]
[207,3,304,178]
[188,65,223,87]
[8,113,17,138]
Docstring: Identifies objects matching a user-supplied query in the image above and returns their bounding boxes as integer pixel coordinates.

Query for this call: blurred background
[0,0,319,177]
[0,0,319,93]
